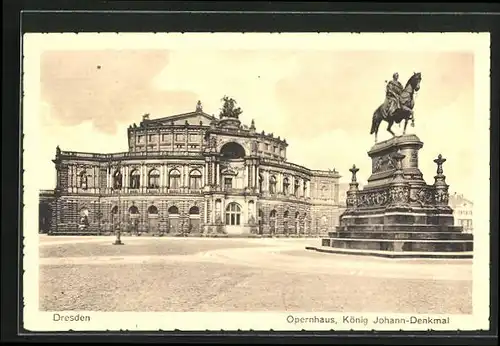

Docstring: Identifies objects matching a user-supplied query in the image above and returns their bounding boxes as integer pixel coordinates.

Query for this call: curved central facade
[43,100,343,236]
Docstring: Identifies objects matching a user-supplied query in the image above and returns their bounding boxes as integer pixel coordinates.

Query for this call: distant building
[449,192,473,234]
[39,190,55,233]
[39,100,343,236]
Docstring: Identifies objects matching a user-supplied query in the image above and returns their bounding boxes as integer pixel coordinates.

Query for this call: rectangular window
[224,177,232,190]
[189,134,199,142]
[175,134,184,141]
[162,134,172,142]
[137,135,143,143]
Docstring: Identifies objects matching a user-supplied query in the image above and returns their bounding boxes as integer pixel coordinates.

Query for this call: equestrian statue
[370,72,422,142]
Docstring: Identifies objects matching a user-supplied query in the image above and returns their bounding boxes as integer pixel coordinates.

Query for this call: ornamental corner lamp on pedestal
[112,160,124,245]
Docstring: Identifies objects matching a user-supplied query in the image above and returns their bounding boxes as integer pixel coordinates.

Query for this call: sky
[30,33,488,200]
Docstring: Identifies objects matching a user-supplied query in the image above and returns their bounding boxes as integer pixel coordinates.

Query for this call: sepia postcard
[22,32,491,332]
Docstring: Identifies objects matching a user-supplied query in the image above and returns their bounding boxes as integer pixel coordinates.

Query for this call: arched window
[129,205,139,215]
[283,210,289,234]
[269,175,277,194]
[294,179,300,197]
[189,206,200,215]
[147,205,158,214]
[130,169,141,189]
[189,170,202,189]
[225,202,241,226]
[79,207,89,226]
[113,170,122,190]
[270,209,277,233]
[283,177,290,195]
[79,170,88,190]
[303,180,308,197]
[148,169,160,188]
[168,205,179,215]
[258,175,263,193]
[188,206,200,232]
[111,206,118,215]
[295,211,300,234]
[247,200,255,222]
[169,169,181,189]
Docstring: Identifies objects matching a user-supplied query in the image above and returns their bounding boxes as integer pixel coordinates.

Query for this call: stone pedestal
[310,134,473,259]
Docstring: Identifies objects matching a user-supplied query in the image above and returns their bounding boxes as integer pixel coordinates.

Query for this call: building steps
[305,246,473,259]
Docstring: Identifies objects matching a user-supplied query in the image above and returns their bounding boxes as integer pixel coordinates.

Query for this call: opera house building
[39,99,343,237]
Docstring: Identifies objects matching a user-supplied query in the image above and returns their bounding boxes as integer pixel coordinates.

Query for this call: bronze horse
[370,72,422,142]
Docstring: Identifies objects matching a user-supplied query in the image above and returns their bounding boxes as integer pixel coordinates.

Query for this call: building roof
[448,192,473,208]
[140,109,215,127]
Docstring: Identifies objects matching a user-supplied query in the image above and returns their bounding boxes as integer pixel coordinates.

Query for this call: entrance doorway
[167,205,179,234]
[188,206,200,233]
[129,205,140,234]
[269,209,277,235]
[147,205,159,233]
[258,209,263,235]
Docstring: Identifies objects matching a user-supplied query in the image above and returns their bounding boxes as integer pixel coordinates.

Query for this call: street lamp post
[113,160,124,245]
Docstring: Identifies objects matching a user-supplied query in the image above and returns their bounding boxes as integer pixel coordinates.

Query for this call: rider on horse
[383,72,403,120]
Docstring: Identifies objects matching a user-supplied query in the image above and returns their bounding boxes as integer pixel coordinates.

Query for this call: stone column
[245,163,250,189]
[140,164,145,193]
[256,165,260,189]
[106,166,110,191]
[204,162,209,186]
[68,165,73,192]
[216,161,220,187]
[161,164,166,192]
[123,166,128,192]
[212,161,216,186]
[277,173,282,194]
[204,199,208,224]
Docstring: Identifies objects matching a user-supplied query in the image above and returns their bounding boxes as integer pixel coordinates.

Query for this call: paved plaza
[38,235,472,313]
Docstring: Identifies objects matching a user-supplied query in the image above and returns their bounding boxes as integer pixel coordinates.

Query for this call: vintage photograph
[22,32,490,331]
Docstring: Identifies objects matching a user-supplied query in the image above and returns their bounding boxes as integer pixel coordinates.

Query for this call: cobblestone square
[39,236,472,313]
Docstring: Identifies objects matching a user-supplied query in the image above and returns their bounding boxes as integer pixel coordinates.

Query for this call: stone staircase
[308,224,473,258]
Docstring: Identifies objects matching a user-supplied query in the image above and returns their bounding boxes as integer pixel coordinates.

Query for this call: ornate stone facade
[317,133,473,257]
[40,102,342,236]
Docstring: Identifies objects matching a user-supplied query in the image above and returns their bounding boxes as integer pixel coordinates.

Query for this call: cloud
[38,49,478,198]
[40,50,197,134]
